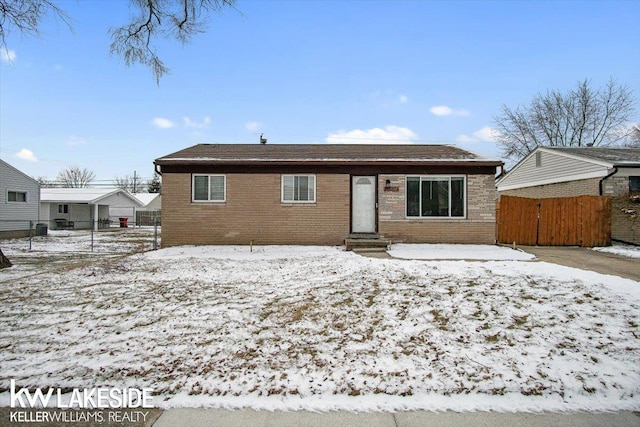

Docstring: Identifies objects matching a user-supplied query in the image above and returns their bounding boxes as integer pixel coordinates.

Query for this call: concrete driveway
[519,246,640,282]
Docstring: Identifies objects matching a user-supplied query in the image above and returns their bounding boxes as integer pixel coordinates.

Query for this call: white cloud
[456,126,498,143]
[429,105,470,117]
[1,49,16,63]
[327,125,418,144]
[15,148,38,162]
[245,121,263,132]
[399,94,409,104]
[184,116,211,129]
[151,117,175,129]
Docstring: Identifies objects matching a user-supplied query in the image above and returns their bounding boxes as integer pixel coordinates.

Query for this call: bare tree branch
[35,176,55,188]
[56,166,95,188]
[115,174,144,193]
[623,124,640,148]
[0,0,71,50]
[494,78,636,161]
[109,0,236,83]
[1,0,236,83]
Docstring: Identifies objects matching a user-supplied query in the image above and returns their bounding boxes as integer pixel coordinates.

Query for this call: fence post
[535,202,541,246]
[153,218,158,250]
[91,221,95,252]
[29,220,33,251]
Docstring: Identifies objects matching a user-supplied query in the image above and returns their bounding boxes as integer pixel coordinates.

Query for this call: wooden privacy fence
[497,195,612,247]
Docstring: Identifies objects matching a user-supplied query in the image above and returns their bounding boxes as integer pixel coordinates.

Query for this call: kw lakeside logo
[8,380,154,424]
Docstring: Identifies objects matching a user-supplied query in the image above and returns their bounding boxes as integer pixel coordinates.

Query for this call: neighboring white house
[497,147,640,244]
[109,193,161,226]
[40,188,143,231]
[0,159,40,238]
[134,193,161,211]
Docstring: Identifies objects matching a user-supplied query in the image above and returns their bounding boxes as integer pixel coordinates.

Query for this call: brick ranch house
[497,147,640,245]
[154,144,503,247]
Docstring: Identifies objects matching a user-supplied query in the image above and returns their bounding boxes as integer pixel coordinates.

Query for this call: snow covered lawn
[0,228,159,284]
[1,241,639,412]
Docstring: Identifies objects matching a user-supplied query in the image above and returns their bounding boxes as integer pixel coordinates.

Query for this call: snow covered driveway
[1,245,639,412]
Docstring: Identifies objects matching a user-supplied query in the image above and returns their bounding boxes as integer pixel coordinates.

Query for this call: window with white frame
[192,174,226,202]
[58,204,69,213]
[7,191,27,202]
[282,175,316,203]
[406,176,465,218]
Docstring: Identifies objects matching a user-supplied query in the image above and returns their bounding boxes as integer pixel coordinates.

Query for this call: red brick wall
[162,172,498,246]
[378,174,497,244]
[162,173,350,246]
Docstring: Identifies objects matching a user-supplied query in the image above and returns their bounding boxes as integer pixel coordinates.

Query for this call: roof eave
[612,162,640,167]
[155,159,503,167]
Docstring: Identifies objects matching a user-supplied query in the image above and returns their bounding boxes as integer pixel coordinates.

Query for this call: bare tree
[109,0,236,83]
[0,0,71,50]
[56,166,95,188]
[494,78,636,161]
[115,174,143,193]
[624,124,640,148]
[0,0,236,83]
[35,176,55,188]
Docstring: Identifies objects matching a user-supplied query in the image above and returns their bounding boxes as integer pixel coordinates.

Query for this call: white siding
[139,195,161,211]
[39,203,51,223]
[0,160,40,232]
[497,148,610,191]
[43,203,111,229]
[100,192,140,208]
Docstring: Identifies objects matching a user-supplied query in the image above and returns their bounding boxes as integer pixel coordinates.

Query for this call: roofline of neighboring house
[40,189,144,207]
[496,146,640,190]
[541,147,640,167]
[0,158,40,186]
[496,147,612,188]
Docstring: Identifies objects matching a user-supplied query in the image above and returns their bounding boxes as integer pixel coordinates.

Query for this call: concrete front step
[344,237,391,251]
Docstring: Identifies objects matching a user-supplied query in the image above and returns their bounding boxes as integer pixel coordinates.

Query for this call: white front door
[352,176,376,233]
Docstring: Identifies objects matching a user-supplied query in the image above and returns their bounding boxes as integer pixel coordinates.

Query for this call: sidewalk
[153,408,640,427]
[519,245,640,282]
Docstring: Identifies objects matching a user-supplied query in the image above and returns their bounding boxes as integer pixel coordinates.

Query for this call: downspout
[599,167,618,195]
[154,162,162,176]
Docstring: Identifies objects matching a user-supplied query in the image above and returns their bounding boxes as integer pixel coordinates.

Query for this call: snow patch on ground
[388,244,535,260]
[593,243,640,259]
[1,236,638,412]
[146,245,346,261]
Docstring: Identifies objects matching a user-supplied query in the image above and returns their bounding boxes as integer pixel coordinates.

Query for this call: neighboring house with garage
[0,159,40,239]
[40,188,143,231]
[154,143,503,247]
[497,147,640,245]
[109,193,161,226]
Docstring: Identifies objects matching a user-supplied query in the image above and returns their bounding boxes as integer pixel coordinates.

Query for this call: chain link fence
[0,219,160,253]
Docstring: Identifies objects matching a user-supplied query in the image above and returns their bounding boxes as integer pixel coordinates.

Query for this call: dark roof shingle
[547,147,640,166]
[155,144,502,166]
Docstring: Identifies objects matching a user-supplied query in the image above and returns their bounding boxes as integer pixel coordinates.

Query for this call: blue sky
[1,0,639,183]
